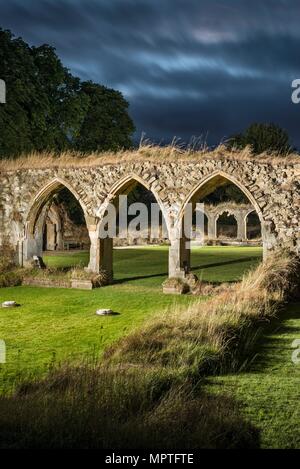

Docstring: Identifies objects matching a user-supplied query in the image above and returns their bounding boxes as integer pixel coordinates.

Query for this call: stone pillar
[56,227,64,250]
[17,239,24,267]
[23,234,43,266]
[168,226,190,278]
[87,229,113,282]
[236,213,247,241]
[207,214,217,239]
[45,223,56,251]
[22,216,44,266]
[261,220,277,259]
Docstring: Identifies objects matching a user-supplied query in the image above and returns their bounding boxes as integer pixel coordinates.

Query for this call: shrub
[0,242,22,287]
[192,281,233,296]
[71,267,109,287]
[0,271,23,288]
[162,277,185,287]
[0,242,16,274]
[162,277,189,294]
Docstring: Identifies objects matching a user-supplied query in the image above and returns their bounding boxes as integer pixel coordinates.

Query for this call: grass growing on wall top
[0,143,299,172]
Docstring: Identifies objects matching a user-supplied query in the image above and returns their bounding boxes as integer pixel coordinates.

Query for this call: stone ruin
[0,155,299,281]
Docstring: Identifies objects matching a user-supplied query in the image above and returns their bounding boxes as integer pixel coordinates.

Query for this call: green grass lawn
[207,302,300,448]
[0,246,262,391]
[44,245,263,285]
[1,245,299,448]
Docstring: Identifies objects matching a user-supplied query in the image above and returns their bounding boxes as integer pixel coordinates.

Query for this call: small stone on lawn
[96,309,119,316]
[2,301,20,308]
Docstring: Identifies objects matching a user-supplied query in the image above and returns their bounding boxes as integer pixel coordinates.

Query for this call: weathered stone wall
[44,202,260,247]
[199,203,260,240]
[44,203,90,251]
[0,156,299,277]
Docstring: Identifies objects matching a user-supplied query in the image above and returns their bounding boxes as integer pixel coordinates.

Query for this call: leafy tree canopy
[228,122,292,155]
[0,29,135,158]
[202,184,248,205]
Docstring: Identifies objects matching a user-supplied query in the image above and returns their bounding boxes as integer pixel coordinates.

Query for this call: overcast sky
[1,0,300,146]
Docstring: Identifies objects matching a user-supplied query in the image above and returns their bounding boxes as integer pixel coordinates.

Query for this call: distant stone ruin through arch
[216,212,238,239]
[22,178,91,266]
[246,210,262,240]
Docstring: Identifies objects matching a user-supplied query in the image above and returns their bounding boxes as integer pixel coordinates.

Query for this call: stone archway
[0,153,298,279]
[216,211,238,239]
[171,171,267,278]
[246,209,262,240]
[22,178,92,266]
[87,174,170,281]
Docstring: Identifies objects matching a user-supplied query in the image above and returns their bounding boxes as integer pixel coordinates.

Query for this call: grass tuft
[0,143,299,172]
[105,250,299,376]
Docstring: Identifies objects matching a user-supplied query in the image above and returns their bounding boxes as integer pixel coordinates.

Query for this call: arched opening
[24,180,91,270]
[94,176,169,285]
[174,173,264,282]
[216,212,238,239]
[42,189,90,253]
[246,211,262,240]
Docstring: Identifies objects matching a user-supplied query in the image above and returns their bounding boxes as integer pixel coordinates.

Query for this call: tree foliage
[202,184,248,205]
[56,188,86,226]
[76,82,134,152]
[0,29,135,158]
[228,123,292,155]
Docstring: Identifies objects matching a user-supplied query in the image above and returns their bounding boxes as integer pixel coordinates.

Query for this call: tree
[75,82,135,152]
[0,29,48,157]
[228,123,292,155]
[202,183,248,205]
[0,29,135,158]
[56,188,86,225]
[31,44,89,152]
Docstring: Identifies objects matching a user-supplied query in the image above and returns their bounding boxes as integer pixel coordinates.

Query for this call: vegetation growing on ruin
[0,143,299,173]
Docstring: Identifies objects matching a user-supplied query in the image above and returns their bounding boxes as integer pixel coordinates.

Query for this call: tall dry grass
[0,250,298,448]
[0,367,259,449]
[104,250,299,376]
[0,142,299,172]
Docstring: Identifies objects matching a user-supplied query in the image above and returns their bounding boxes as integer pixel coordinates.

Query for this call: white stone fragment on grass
[2,301,19,308]
[96,309,114,316]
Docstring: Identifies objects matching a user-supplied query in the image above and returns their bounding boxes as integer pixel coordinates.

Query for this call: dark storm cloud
[1,0,300,145]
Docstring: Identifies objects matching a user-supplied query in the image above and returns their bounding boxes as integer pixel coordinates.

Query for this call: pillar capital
[86,215,99,232]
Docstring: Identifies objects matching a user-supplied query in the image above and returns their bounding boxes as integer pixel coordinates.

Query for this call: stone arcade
[0,155,299,281]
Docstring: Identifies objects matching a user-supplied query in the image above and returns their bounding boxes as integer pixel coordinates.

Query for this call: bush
[0,242,22,287]
[71,267,109,287]
[0,243,16,274]
[0,271,23,288]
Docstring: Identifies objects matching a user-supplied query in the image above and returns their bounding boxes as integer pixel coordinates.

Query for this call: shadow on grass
[114,256,260,284]
[233,302,300,374]
[191,255,261,271]
[0,368,261,449]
